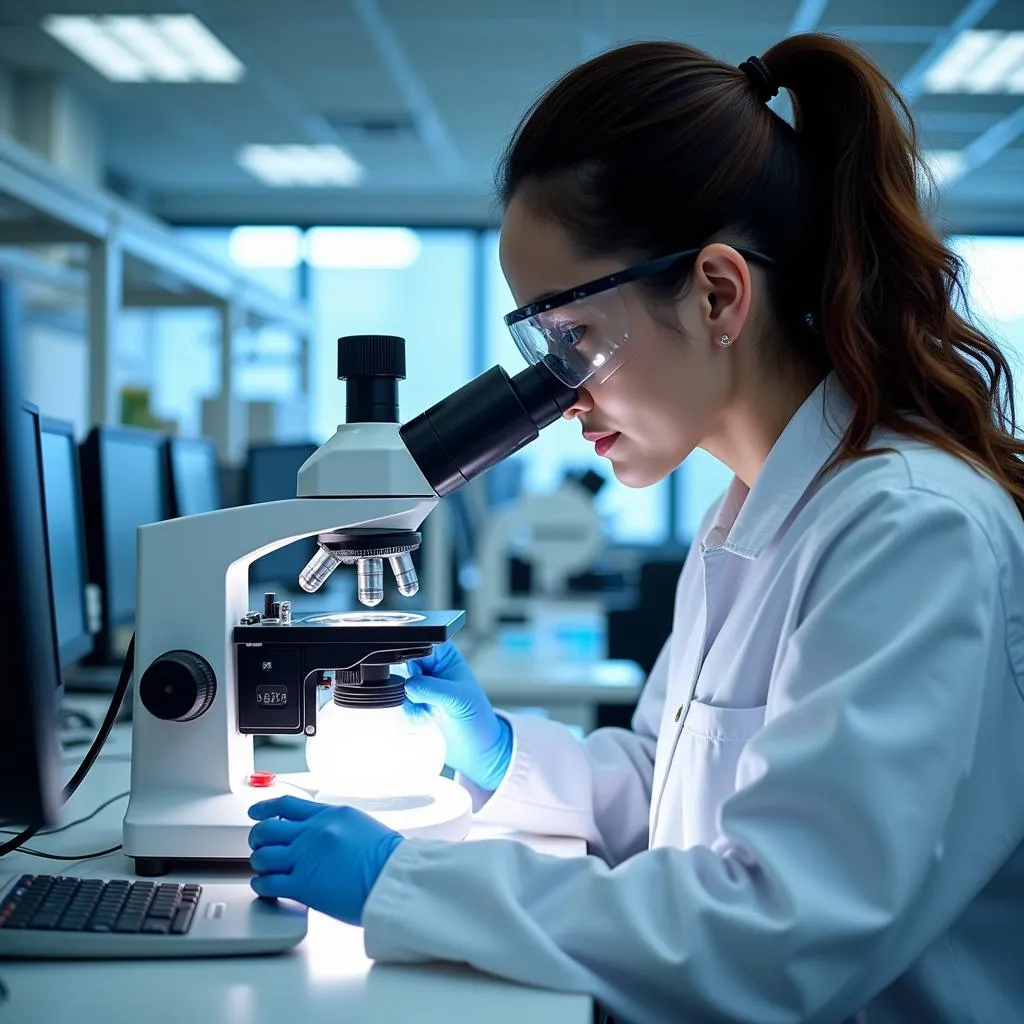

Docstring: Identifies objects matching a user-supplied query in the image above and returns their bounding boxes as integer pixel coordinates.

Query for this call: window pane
[949,235,1024,431]
[308,229,474,441]
[483,230,669,543]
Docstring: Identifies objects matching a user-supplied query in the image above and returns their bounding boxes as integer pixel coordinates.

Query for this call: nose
[562,385,594,421]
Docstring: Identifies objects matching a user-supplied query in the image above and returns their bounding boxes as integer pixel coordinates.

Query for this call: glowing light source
[306,701,445,801]
[237,145,364,188]
[42,14,244,83]
[923,31,1024,94]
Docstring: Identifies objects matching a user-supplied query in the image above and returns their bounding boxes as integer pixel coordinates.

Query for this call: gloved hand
[405,642,513,792]
[247,796,403,926]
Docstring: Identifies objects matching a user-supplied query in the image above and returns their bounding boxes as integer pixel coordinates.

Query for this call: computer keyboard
[2,875,200,935]
[0,872,308,958]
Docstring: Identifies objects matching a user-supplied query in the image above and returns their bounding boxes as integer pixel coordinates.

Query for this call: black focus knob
[139,650,216,722]
[338,335,406,424]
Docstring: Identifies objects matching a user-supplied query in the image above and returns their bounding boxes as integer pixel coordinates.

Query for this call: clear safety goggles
[503,246,778,389]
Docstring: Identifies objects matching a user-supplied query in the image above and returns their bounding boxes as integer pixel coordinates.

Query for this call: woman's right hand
[405,643,513,792]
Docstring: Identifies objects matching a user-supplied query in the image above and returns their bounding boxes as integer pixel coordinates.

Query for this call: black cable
[0,791,129,839]
[0,634,134,858]
[18,844,122,861]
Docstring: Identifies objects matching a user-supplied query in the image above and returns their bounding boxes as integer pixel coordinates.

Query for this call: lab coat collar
[706,374,854,560]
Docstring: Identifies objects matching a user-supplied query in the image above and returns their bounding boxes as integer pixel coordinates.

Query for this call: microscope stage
[233,609,465,645]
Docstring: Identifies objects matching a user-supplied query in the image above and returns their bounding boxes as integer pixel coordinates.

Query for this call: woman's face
[499,196,743,488]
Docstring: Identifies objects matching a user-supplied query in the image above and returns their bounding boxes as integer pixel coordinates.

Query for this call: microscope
[123,335,575,876]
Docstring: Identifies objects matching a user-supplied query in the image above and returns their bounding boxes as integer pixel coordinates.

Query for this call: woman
[247,34,1024,1024]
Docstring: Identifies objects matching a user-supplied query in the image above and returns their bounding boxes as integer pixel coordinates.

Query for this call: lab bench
[0,713,591,1024]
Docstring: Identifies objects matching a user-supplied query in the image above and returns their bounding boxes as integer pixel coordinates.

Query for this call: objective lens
[357,556,384,606]
[299,545,344,593]
[388,552,419,596]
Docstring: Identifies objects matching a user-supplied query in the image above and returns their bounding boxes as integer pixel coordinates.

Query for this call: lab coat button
[674,705,683,723]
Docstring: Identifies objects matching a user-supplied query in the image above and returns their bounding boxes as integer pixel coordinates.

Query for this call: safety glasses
[503,246,777,388]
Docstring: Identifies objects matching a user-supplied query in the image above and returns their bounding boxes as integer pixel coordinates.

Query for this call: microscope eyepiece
[400,361,578,497]
[338,334,406,424]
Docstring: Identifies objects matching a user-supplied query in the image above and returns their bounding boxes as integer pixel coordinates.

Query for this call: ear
[690,243,753,345]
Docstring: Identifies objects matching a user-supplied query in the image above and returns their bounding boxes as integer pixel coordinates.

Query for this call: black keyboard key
[170,902,197,935]
[142,918,171,934]
[29,915,60,930]
[57,915,91,931]
[113,916,144,933]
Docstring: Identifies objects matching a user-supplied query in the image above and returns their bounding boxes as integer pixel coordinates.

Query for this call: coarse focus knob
[139,650,217,722]
[337,335,406,380]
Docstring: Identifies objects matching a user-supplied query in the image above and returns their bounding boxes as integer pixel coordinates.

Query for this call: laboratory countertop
[467,642,645,705]
[0,712,591,1024]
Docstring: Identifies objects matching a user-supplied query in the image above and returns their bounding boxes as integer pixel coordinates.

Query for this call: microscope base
[123,776,472,876]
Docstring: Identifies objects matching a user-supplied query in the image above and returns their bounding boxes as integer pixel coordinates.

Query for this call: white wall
[20,318,90,436]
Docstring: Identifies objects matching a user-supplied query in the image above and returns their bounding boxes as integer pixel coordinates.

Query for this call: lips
[583,430,620,457]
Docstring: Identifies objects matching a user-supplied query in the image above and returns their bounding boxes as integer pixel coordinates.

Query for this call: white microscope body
[122,421,473,875]
[122,336,578,875]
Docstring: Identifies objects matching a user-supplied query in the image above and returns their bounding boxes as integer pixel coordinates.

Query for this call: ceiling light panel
[237,145,365,188]
[923,30,1024,94]
[42,14,244,83]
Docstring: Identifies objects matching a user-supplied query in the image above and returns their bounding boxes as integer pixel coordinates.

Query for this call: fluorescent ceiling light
[922,150,967,189]
[42,14,244,83]
[238,145,364,188]
[228,226,303,269]
[922,30,1024,94]
[306,228,422,270]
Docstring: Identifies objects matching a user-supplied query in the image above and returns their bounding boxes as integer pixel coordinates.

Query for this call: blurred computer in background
[39,417,94,675]
[4,400,63,826]
[166,435,222,517]
[78,424,171,676]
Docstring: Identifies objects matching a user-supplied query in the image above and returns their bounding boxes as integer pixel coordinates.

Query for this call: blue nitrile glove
[405,642,513,792]
[247,796,403,926]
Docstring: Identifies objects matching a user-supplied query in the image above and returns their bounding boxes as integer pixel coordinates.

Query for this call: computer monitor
[0,282,62,826]
[79,424,171,664]
[244,441,318,588]
[40,417,94,669]
[167,435,222,518]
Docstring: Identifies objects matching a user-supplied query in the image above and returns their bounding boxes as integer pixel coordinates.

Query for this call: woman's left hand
[247,796,404,926]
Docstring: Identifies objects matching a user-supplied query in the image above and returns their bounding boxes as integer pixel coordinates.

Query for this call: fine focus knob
[139,650,217,722]
[337,335,406,381]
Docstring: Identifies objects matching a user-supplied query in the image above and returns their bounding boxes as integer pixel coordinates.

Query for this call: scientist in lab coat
[246,33,1024,1024]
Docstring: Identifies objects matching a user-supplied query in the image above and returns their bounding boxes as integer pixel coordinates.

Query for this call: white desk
[0,716,591,1024]
[469,643,645,733]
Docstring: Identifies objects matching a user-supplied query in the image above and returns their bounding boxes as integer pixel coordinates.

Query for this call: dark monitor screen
[40,417,93,667]
[244,442,318,586]
[0,388,63,826]
[168,435,221,517]
[80,425,170,631]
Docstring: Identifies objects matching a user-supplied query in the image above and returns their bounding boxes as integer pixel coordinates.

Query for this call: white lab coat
[364,375,1024,1024]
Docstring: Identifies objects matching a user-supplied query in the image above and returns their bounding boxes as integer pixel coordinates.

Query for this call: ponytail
[763,34,1024,514]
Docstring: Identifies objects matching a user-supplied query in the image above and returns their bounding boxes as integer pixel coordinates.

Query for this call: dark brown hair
[497,34,1024,515]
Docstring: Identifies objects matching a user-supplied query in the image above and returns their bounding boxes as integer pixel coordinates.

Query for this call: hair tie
[738,55,778,102]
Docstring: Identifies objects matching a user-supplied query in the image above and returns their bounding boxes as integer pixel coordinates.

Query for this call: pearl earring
[719,333,733,347]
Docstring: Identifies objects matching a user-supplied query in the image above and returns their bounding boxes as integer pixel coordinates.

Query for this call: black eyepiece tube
[400,361,578,497]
